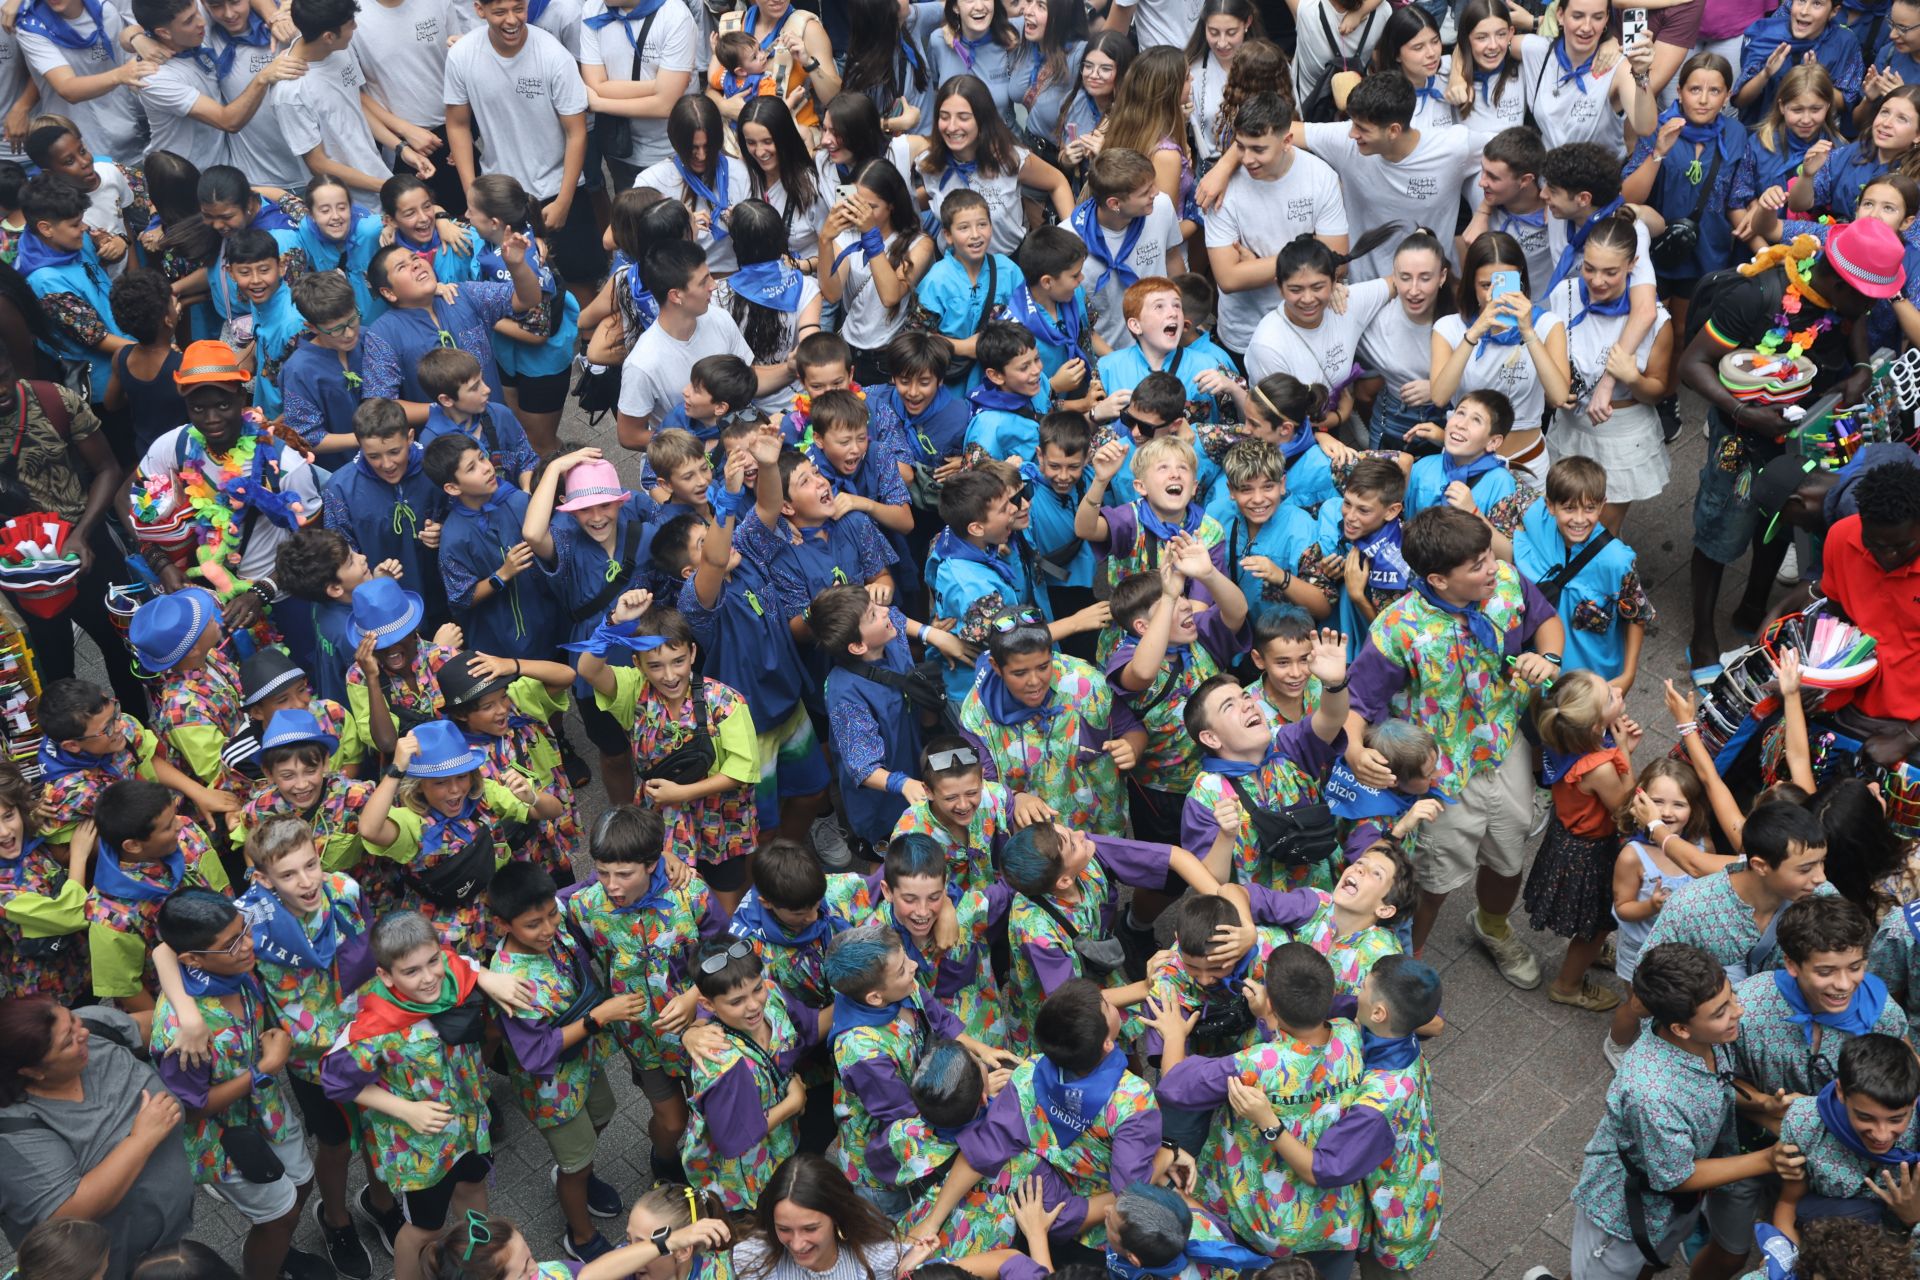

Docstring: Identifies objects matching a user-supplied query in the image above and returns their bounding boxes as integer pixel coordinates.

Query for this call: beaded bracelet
[1676,720,1699,737]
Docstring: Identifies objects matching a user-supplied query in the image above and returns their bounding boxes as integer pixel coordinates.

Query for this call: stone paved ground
[9,390,1759,1278]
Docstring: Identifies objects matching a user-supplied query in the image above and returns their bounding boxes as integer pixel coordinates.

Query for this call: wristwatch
[1259,1123,1284,1144]
[650,1225,674,1256]
[251,1069,274,1091]
[582,1012,602,1035]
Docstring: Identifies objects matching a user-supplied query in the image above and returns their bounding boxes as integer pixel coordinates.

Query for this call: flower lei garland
[133,409,309,602]
[789,382,866,450]
[1741,234,1836,362]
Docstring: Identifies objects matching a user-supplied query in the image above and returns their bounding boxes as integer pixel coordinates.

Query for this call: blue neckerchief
[1473,306,1546,359]
[176,45,219,76]
[1474,65,1507,104]
[180,963,255,998]
[730,258,804,311]
[953,29,995,69]
[1547,197,1624,292]
[1007,282,1088,367]
[14,228,79,278]
[1658,104,1741,166]
[931,527,1018,587]
[526,0,551,20]
[476,230,554,296]
[559,616,670,660]
[1353,520,1410,592]
[1072,197,1142,295]
[448,478,516,521]
[211,13,273,80]
[1104,1254,1184,1280]
[584,0,669,29]
[1414,73,1447,104]
[1494,205,1547,233]
[239,880,344,970]
[36,732,126,783]
[1324,758,1454,820]
[1569,278,1632,328]
[940,156,979,190]
[672,156,731,240]
[732,893,847,948]
[396,222,444,257]
[1032,1046,1128,1147]
[93,841,185,904]
[1760,10,1823,60]
[968,383,1037,417]
[899,32,923,72]
[628,267,658,327]
[830,989,919,1036]
[17,0,110,55]
[1411,580,1504,652]
[608,858,673,915]
[0,837,45,884]
[722,69,766,96]
[1362,1028,1422,1070]
[1541,732,1612,787]
[1276,422,1317,464]
[1773,966,1888,1041]
[420,797,484,861]
[297,204,371,270]
[1815,1080,1920,1162]
[1200,744,1280,780]
[1441,451,1504,488]
[1753,1226,1797,1280]
[1552,37,1596,92]
[808,445,856,496]
[928,1104,983,1146]
[743,2,791,48]
[1135,497,1201,542]
[978,656,1057,727]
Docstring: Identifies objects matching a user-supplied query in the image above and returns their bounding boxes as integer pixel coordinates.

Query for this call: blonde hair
[1102,47,1193,176]
[1756,64,1842,156]
[1535,671,1611,757]
[1131,433,1198,479]
[648,428,708,478]
[245,814,318,871]
[399,770,484,816]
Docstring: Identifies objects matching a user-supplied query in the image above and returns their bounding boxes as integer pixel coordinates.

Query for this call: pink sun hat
[556,460,629,512]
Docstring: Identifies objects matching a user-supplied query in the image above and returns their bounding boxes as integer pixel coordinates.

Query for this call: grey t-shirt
[729,1238,911,1280]
[354,0,457,128]
[140,54,229,174]
[0,1007,194,1280]
[577,0,696,169]
[443,25,588,200]
[272,45,386,193]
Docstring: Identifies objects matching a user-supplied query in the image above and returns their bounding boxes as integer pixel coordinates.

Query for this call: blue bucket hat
[128,587,220,672]
[345,578,425,650]
[406,719,483,778]
[259,708,339,758]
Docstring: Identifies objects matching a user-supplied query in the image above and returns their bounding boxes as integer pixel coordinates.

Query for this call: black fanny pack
[219,1117,286,1183]
[1191,983,1256,1043]
[642,680,716,785]
[1229,775,1339,869]
[430,985,492,1047]
[406,827,497,909]
[12,932,75,959]
[1021,890,1124,977]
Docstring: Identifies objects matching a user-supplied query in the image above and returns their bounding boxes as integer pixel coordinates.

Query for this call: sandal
[1548,979,1622,1012]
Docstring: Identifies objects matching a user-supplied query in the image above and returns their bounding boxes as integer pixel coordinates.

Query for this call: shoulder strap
[1685,139,1728,225]
[629,8,658,78]
[1532,526,1614,607]
[568,515,645,624]
[973,256,998,337]
[25,381,68,440]
[1748,907,1783,975]
[1020,889,1082,941]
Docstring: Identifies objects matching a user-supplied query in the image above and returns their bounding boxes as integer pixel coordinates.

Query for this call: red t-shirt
[1819,515,1920,720]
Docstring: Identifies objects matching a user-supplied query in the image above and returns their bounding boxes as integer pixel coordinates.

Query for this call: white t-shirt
[140,55,229,175]
[353,0,457,128]
[715,274,818,415]
[619,305,755,422]
[813,136,918,202]
[1542,212,1655,299]
[1520,34,1628,156]
[760,175,827,261]
[447,0,582,56]
[1205,150,1348,353]
[0,30,27,159]
[20,3,142,163]
[1545,272,1669,420]
[1409,57,1459,131]
[1301,122,1476,281]
[926,145,1031,256]
[1489,207,1556,295]
[444,27,588,200]
[138,427,323,581]
[216,34,306,188]
[1082,191,1181,349]
[636,153,752,274]
[1245,276,1393,390]
[578,0,698,169]
[1113,0,1205,54]
[83,160,130,279]
[1292,0,1384,114]
[831,229,925,351]
[272,46,387,191]
[1359,298,1436,389]
[1432,307,1566,429]
[1190,51,1230,162]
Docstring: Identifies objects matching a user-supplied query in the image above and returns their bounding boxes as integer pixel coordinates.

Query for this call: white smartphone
[833,183,857,206]
[1620,8,1649,47]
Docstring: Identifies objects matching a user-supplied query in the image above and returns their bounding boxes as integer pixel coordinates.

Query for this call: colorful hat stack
[1718,348,1818,406]
[0,513,84,618]
[128,471,200,569]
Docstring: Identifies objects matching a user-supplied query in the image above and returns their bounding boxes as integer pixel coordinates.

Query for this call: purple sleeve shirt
[1092,835,1174,889]
[154,1044,213,1110]
[1097,503,1137,557]
[959,1083,1034,1175]
[698,1060,771,1158]
[1023,939,1079,996]
[1156,1053,1237,1110]
[780,987,824,1067]
[1243,884,1325,929]
[1109,1104,1163,1191]
[840,1057,918,1129]
[499,1011,567,1080]
[1346,637,1410,725]
[320,1046,380,1102]
[926,994,965,1040]
[1308,1106,1397,1187]
[338,934,376,993]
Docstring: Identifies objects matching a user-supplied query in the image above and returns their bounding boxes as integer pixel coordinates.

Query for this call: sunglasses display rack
[0,610,43,781]
[1793,350,1913,469]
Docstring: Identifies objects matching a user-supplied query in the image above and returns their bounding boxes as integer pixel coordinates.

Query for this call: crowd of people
[0,0,1917,1276]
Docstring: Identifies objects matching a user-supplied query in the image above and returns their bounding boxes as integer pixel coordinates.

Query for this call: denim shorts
[1693,412,1787,565]
[1369,384,1442,450]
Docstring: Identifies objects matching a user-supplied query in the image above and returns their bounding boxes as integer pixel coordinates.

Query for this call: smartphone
[1065,121,1080,143]
[1489,268,1521,331]
[1620,7,1649,47]
[833,183,857,206]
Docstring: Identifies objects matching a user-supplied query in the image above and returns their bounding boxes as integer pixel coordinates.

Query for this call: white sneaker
[1522,1269,1559,1280]
[1602,1032,1627,1072]
[810,815,854,870]
[1776,544,1800,584]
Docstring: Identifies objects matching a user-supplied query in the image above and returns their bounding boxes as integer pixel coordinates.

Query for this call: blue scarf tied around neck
[1362,1028,1422,1070]
[36,728,129,782]
[1773,966,1888,1041]
[1106,1236,1270,1280]
[211,12,273,80]
[584,0,669,30]
[1415,74,1447,104]
[1815,1079,1920,1162]
[1473,305,1547,359]
[93,841,184,904]
[0,837,46,884]
[723,70,766,97]
[448,478,516,521]
[953,30,994,70]
[1135,497,1202,542]
[1007,282,1089,369]
[1440,451,1504,489]
[239,880,345,971]
[977,654,1057,727]
[1569,278,1632,328]
[1547,197,1625,292]
[15,228,87,279]
[830,989,922,1037]
[606,857,674,915]
[1324,758,1455,821]
[1034,1046,1128,1147]
[730,259,804,312]
[1199,743,1281,780]
[420,796,485,862]
[1552,37,1596,92]
[968,384,1037,417]
[1276,422,1316,464]
[1353,520,1410,592]
[732,893,847,949]
[674,157,732,240]
[941,156,978,190]
[180,962,256,998]
[1072,197,1142,295]
[1474,66,1506,105]
[18,0,110,55]
[931,527,1018,587]
[1411,579,1505,653]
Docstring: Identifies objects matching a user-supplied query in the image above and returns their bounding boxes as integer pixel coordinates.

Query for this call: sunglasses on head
[698,939,754,973]
[926,746,979,771]
[988,607,1046,633]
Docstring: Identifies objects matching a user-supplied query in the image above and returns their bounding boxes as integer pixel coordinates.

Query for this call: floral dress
[153,645,248,791]
[680,979,814,1209]
[151,984,296,1185]
[888,783,1014,897]
[601,670,759,867]
[492,926,611,1128]
[959,655,1126,836]
[564,873,716,1075]
[0,839,89,1000]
